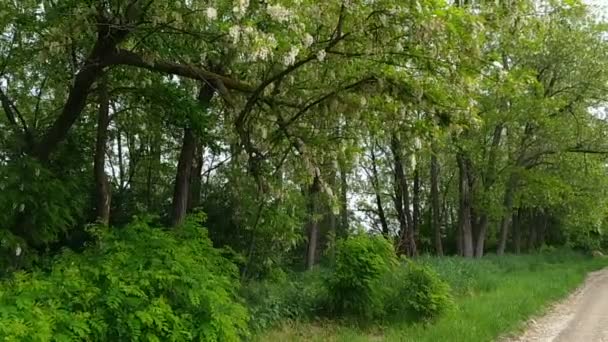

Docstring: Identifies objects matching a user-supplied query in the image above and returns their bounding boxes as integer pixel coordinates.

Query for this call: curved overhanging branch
[31,1,150,162]
[109,49,254,93]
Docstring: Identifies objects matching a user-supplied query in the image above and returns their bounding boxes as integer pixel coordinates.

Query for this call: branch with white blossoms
[267,4,293,23]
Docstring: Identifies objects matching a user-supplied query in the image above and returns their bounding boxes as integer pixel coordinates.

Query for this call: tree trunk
[475,124,504,258]
[188,143,204,211]
[528,212,541,251]
[93,76,111,225]
[391,134,416,256]
[513,209,522,254]
[457,153,474,257]
[538,211,548,247]
[145,127,162,212]
[170,83,214,227]
[170,127,196,227]
[33,26,133,161]
[475,216,488,258]
[370,145,390,237]
[306,175,322,270]
[339,160,349,236]
[413,164,421,249]
[497,175,518,255]
[117,128,125,190]
[430,151,443,256]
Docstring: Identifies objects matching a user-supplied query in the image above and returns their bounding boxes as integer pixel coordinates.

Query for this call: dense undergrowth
[0,219,249,341]
[256,249,608,342]
[0,222,604,341]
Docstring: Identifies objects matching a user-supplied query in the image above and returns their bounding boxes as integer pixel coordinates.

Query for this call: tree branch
[0,87,33,147]
[110,49,253,92]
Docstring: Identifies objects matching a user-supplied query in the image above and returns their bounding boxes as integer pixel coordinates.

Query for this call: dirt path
[505,268,608,342]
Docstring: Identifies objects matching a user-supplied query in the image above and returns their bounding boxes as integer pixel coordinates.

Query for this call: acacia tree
[1,0,608,272]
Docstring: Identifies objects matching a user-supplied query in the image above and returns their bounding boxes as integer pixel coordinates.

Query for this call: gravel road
[506,268,608,342]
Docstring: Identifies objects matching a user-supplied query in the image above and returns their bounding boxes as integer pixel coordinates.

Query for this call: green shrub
[0,219,249,341]
[400,260,453,320]
[242,268,329,331]
[328,234,397,319]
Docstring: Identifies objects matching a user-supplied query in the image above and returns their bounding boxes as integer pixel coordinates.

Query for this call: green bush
[242,268,329,331]
[0,219,249,341]
[399,260,453,320]
[328,234,397,319]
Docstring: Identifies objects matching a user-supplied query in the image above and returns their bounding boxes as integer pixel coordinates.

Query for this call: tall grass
[255,250,608,342]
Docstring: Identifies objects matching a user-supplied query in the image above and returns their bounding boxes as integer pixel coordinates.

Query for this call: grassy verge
[254,251,608,342]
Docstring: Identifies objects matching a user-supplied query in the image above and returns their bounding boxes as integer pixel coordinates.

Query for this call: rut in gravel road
[505,268,608,342]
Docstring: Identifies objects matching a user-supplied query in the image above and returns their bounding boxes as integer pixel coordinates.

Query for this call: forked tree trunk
[170,84,214,227]
[391,134,416,256]
[475,125,503,258]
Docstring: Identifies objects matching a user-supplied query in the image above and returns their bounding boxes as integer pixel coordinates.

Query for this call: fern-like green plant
[0,218,250,341]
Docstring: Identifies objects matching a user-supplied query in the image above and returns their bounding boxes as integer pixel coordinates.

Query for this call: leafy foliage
[241,268,329,332]
[328,234,397,318]
[382,259,454,321]
[0,219,249,341]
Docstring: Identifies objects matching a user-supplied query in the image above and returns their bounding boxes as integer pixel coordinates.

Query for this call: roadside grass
[254,251,608,342]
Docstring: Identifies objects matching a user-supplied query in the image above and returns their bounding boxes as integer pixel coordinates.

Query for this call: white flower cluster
[267,4,292,22]
[233,0,249,17]
[283,46,300,66]
[206,7,218,20]
[302,33,314,48]
[229,26,241,44]
[230,25,279,62]
[316,49,326,62]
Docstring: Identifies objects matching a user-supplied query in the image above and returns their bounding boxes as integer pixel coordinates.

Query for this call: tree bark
[33,22,134,161]
[93,76,111,225]
[188,143,204,211]
[457,153,474,257]
[475,216,489,258]
[528,211,543,251]
[475,125,503,257]
[171,128,196,227]
[370,145,390,237]
[538,211,548,247]
[145,129,161,211]
[306,175,322,270]
[430,150,443,256]
[391,134,416,256]
[497,175,518,255]
[413,164,421,249]
[339,160,349,236]
[117,128,125,190]
[170,83,214,227]
[513,208,522,254]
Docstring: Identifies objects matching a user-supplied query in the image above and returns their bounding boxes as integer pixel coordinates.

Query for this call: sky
[586,0,608,14]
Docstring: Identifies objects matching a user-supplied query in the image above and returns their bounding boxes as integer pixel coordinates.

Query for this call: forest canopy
[1,0,608,304]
